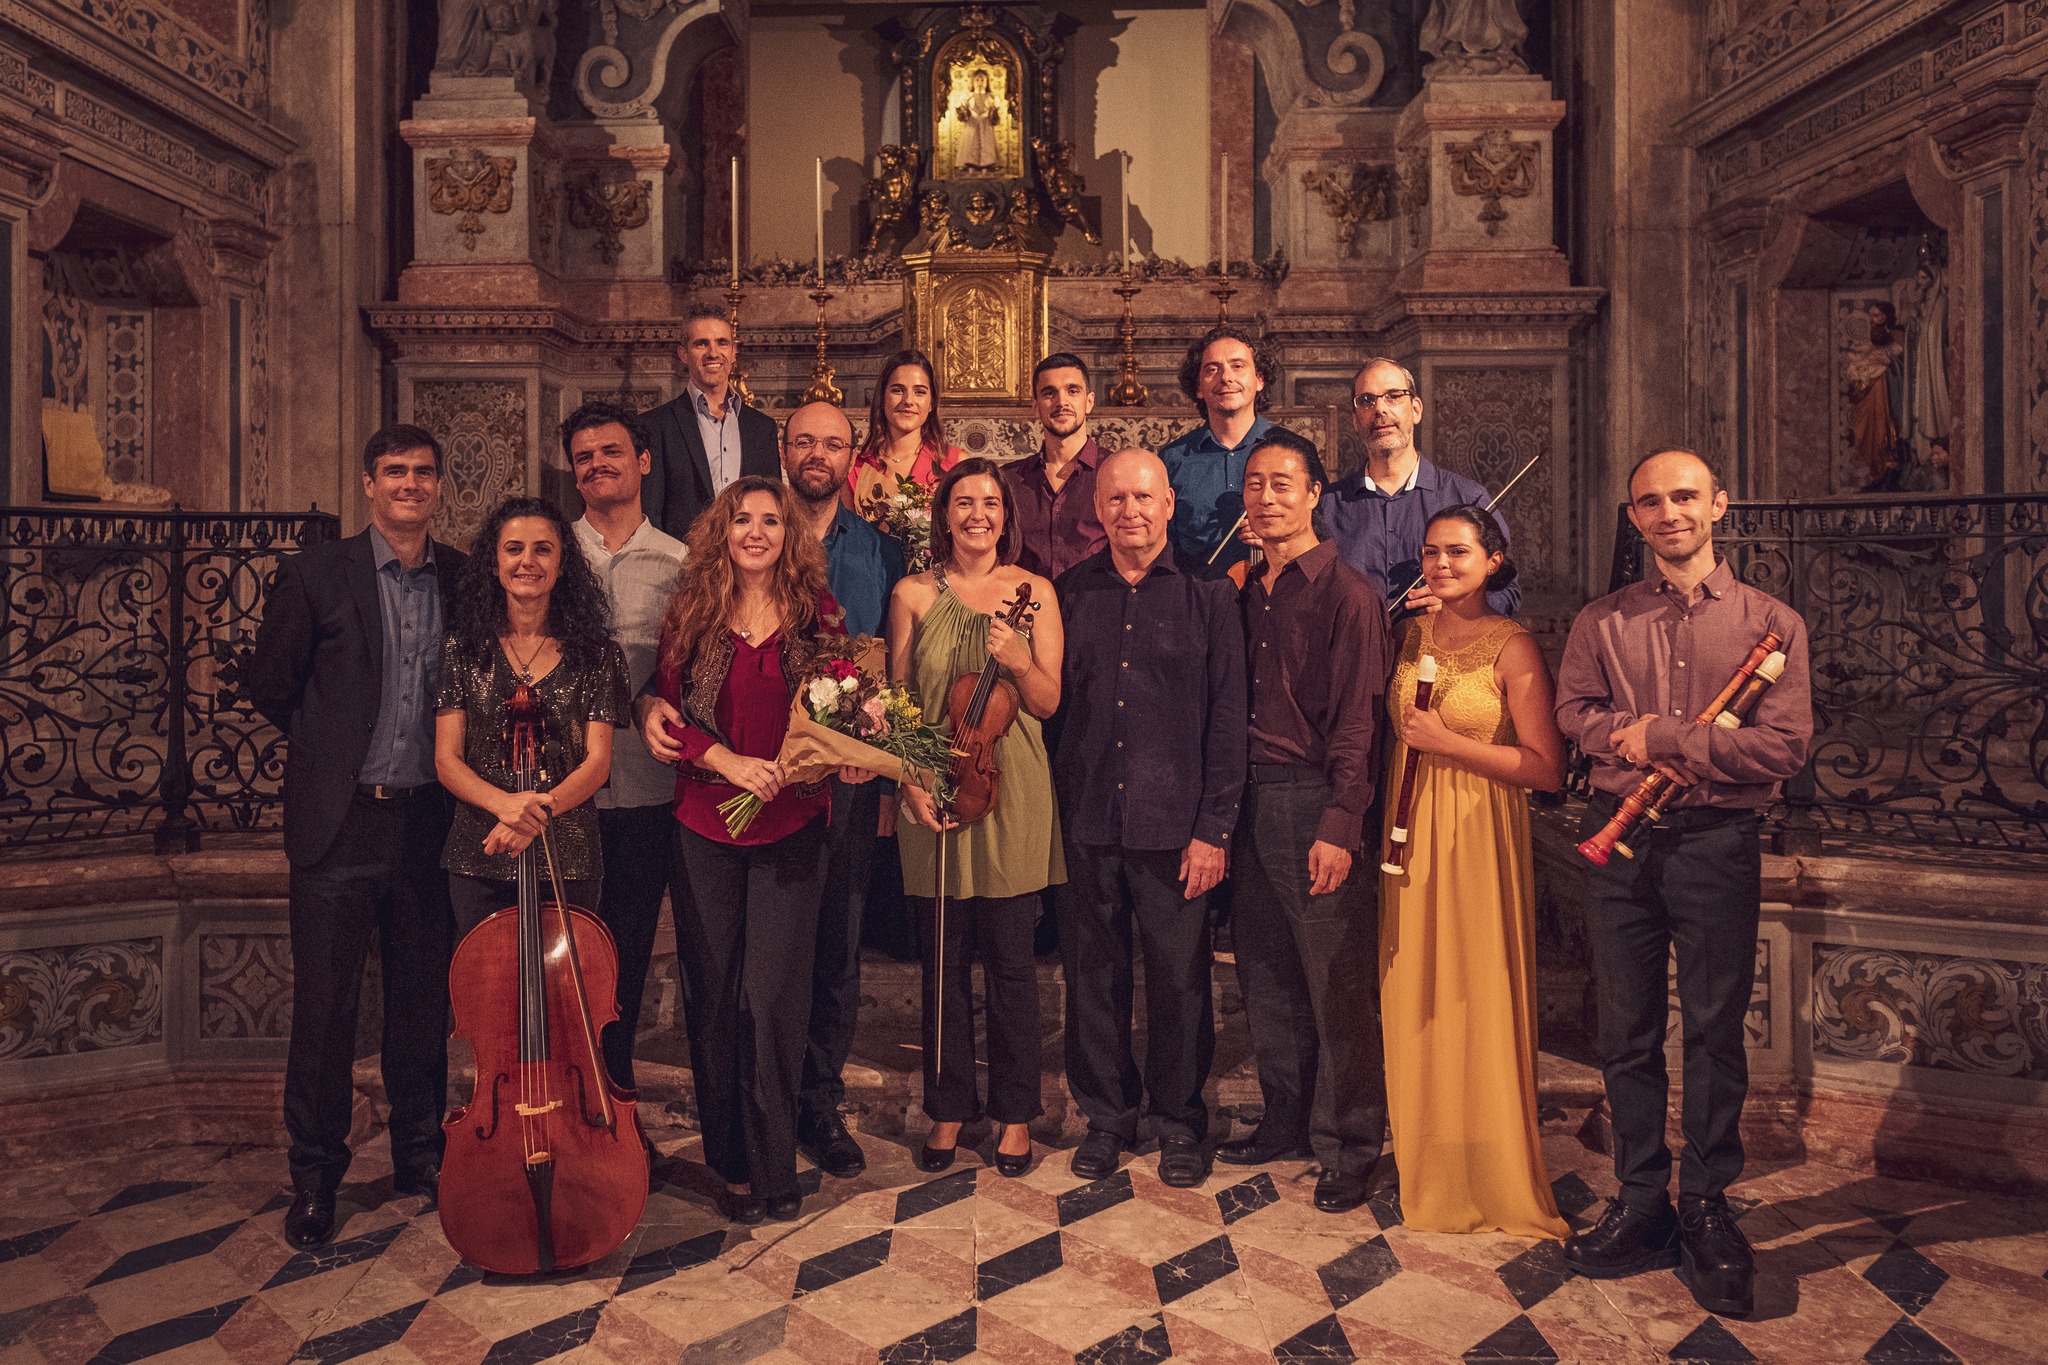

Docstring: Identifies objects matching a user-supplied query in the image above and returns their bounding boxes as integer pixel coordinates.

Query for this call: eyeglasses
[787,436,852,455]
[1352,388,1416,411]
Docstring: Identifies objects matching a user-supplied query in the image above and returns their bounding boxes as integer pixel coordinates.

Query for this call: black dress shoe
[719,1190,766,1225]
[1314,1168,1371,1213]
[1215,1130,1314,1166]
[1564,1198,1681,1279]
[1069,1130,1123,1181]
[993,1128,1033,1178]
[1157,1136,1207,1189]
[283,1189,337,1250]
[393,1163,440,1201]
[916,1139,958,1173]
[1677,1195,1755,1317]
[799,1110,868,1179]
[764,1193,804,1221]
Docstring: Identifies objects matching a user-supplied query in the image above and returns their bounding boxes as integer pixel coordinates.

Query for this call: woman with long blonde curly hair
[635,474,868,1225]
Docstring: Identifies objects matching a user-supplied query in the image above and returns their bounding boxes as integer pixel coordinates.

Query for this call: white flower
[839,675,858,693]
[806,677,840,711]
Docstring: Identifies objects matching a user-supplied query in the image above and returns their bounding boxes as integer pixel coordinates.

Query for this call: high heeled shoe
[993,1124,1032,1177]
[916,1141,957,1173]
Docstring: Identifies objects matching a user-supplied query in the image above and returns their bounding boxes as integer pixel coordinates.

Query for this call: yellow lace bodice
[1389,615,1525,748]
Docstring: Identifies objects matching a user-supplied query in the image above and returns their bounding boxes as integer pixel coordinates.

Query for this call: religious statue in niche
[1419,0,1530,76]
[1844,302,1907,489]
[933,44,1023,180]
[1841,240,1954,492]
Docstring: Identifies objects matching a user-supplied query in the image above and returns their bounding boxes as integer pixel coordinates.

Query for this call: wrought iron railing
[1607,493,2048,859]
[1,507,340,850]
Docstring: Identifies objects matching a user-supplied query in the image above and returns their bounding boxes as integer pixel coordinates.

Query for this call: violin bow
[934,821,947,1078]
[1385,451,1543,615]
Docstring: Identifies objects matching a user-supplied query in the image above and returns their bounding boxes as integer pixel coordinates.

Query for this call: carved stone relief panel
[1424,366,1556,584]
[2028,82,2048,491]
[199,933,292,1039]
[102,310,150,485]
[426,148,519,253]
[56,0,272,113]
[413,379,528,548]
[1813,942,2048,1081]
[1445,129,1539,237]
[567,175,652,267]
[1301,163,1395,259]
[41,257,90,409]
[0,939,164,1060]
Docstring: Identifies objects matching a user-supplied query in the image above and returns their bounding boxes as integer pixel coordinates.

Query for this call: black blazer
[642,387,781,540]
[246,529,466,869]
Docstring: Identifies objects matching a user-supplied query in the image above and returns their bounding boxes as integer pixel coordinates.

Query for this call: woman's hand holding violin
[986,615,1032,676]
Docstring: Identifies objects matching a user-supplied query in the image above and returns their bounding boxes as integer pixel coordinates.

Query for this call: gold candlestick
[1210,274,1237,325]
[1107,274,1149,407]
[800,287,843,406]
[724,280,758,408]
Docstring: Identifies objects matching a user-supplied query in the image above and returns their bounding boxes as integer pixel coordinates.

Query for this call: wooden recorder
[1380,654,1438,876]
[1576,632,1787,866]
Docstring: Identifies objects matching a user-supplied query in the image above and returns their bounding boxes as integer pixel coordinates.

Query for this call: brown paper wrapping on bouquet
[769,635,945,794]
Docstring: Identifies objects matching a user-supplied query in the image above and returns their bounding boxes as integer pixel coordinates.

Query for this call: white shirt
[574,515,686,809]
[690,383,742,495]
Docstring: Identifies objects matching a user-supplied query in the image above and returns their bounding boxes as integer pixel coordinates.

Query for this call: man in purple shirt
[1053,449,1247,1189]
[1554,448,1812,1319]
[1003,352,1107,579]
[1324,358,1520,620]
[1216,430,1393,1216]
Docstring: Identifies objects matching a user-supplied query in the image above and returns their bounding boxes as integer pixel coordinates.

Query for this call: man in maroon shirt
[1002,352,1108,579]
[1215,430,1393,1215]
[1554,449,1812,1319]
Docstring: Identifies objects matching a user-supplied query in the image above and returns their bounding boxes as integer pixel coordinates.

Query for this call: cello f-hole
[567,1064,607,1129]
[476,1072,508,1140]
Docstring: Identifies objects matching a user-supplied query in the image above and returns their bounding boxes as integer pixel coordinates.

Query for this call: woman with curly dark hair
[635,475,866,1225]
[433,496,630,934]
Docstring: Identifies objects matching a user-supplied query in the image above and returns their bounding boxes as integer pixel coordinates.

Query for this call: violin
[438,680,647,1274]
[942,582,1039,824]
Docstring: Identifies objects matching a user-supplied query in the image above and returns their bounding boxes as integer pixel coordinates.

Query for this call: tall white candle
[729,155,740,287]
[814,158,826,288]
[1120,152,1131,268]
[1219,152,1229,275]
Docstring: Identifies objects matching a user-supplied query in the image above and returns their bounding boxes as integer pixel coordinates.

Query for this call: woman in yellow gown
[1380,504,1569,1240]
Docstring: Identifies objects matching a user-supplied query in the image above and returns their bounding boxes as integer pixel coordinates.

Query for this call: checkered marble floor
[4,1103,2046,1365]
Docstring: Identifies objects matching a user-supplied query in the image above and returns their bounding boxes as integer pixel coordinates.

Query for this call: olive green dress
[898,586,1065,898]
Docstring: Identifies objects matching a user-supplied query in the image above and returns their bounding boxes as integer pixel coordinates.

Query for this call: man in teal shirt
[1158,324,1285,571]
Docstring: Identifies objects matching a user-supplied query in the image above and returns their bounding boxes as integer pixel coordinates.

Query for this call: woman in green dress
[886,458,1065,1176]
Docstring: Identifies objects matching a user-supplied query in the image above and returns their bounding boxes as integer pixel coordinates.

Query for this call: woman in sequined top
[433,496,630,936]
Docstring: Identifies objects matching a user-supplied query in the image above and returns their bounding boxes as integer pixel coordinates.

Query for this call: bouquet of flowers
[718,635,954,837]
[860,474,935,573]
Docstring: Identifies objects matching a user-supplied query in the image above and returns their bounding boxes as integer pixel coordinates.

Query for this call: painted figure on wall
[956,70,1002,174]
[1844,301,1905,490]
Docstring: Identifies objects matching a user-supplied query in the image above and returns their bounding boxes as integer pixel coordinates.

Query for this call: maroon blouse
[664,629,830,846]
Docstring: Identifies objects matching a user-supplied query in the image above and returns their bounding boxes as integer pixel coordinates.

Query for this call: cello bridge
[515,1100,562,1117]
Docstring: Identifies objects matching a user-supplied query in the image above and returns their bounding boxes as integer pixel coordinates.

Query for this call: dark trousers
[917,892,1044,1125]
[801,777,881,1120]
[597,803,675,1091]
[448,873,601,938]
[1580,796,1763,1210]
[671,815,830,1199]
[284,789,454,1193]
[1233,772,1387,1177]
[1059,842,1214,1144]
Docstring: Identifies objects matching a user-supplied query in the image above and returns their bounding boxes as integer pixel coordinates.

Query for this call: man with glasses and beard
[1325,357,1521,620]
[782,401,905,1178]
[1003,352,1107,579]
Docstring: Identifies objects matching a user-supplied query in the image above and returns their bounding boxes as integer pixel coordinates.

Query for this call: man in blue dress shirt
[783,401,905,1182]
[1324,357,1521,619]
[1158,325,1285,573]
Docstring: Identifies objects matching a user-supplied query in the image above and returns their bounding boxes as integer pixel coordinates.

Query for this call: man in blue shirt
[1325,357,1521,619]
[1158,325,1284,572]
[783,400,904,1182]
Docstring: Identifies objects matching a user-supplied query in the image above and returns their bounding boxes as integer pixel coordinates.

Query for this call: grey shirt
[691,383,742,495]
[360,524,442,788]
[574,514,686,808]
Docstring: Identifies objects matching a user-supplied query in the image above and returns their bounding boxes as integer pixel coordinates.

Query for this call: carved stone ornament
[1419,0,1531,77]
[1445,128,1538,235]
[568,175,652,264]
[942,282,1010,392]
[1032,136,1099,244]
[426,147,518,251]
[1301,163,1395,256]
[1397,145,1431,247]
[863,144,921,254]
[599,0,672,45]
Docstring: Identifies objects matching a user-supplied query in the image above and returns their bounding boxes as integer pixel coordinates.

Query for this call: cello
[438,680,648,1274]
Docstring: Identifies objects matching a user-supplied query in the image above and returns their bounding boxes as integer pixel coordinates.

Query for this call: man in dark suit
[246,423,466,1250]
[642,303,780,539]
